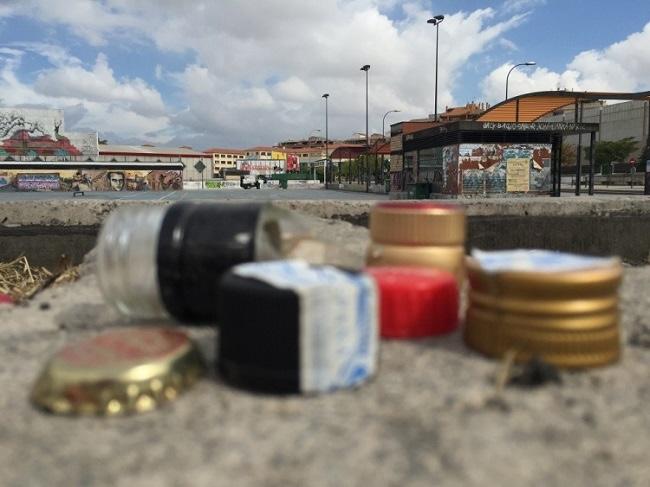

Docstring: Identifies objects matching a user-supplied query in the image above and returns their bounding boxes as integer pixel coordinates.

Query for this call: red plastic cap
[0,293,13,305]
[366,267,459,339]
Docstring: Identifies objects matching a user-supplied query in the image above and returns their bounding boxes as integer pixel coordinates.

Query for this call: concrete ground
[0,188,389,202]
[1,206,650,486]
[0,186,646,202]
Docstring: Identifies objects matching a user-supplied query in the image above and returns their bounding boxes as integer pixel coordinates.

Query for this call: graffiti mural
[0,172,11,190]
[458,143,551,195]
[0,110,49,139]
[390,172,402,191]
[442,145,459,195]
[0,108,98,159]
[16,173,60,191]
[0,169,182,192]
[503,145,551,192]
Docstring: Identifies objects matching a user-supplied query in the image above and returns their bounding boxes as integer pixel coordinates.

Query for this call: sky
[0,0,648,149]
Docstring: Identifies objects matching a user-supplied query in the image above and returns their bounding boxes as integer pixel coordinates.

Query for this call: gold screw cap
[467,256,622,299]
[366,242,465,283]
[464,309,620,368]
[31,327,205,416]
[464,249,623,369]
[369,202,466,246]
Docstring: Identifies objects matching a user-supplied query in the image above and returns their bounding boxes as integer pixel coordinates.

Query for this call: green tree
[584,137,639,173]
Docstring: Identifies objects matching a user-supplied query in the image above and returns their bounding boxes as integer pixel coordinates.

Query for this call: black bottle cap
[217,261,379,395]
[157,202,264,323]
[218,271,300,393]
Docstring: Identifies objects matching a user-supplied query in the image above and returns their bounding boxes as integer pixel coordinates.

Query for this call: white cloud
[497,38,518,51]
[154,2,525,144]
[17,42,82,67]
[272,77,315,103]
[502,0,547,13]
[15,0,141,46]
[80,102,169,140]
[482,22,650,102]
[34,53,165,116]
[0,47,169,142]
[0,1,532,146]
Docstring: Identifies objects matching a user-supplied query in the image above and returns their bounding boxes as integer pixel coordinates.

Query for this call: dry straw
[0,256,79,302]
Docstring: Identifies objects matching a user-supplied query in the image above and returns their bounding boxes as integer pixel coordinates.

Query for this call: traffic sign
[194,160,206,173]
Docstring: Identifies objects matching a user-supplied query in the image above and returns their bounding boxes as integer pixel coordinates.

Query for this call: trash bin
[407,182,431,199]
[277,177,288,189]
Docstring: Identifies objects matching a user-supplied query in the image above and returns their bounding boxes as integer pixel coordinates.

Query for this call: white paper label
[471,249,619,273]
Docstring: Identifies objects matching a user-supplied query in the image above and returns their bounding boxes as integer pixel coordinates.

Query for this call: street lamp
[382,110,400,139]
[379,110,400,187]
[505,61,536,100]
[322,93,329,185]
[427,15,444,121]
[360,64,370,191]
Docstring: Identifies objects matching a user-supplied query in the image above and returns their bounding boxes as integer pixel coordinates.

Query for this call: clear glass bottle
[96,202,314,323]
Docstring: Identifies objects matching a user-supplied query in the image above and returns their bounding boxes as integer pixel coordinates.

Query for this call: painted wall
[271,150,287,160]
[0,169,182,192]
[388,142,552,196]
[237,159,285,176]
[442,145,459,195]
[456,143,551,195]
[0,108,98,159]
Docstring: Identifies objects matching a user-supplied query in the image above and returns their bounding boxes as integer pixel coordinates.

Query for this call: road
[0,188,389,202]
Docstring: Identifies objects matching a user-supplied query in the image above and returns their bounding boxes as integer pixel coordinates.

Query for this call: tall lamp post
[505,61,536,100]
[382,109,400,139]
[322,93,329,186]
[360,64,370,191]
[381,110,400,186]
[427,15,444,121]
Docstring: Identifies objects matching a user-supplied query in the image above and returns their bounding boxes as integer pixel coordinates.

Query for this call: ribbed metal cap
[366,242,465,283]
[31,327,205,416]
[369,202,466,246]
[464,308,620,368]
[467,257,622,299]
[463,250,622,369]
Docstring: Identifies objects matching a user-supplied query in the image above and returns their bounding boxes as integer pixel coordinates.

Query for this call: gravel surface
[1,217,649,487]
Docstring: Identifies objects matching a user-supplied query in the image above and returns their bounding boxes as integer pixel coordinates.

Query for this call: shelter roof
[477,90,650,123]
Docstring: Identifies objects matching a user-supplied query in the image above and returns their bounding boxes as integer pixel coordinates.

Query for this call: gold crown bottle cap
[464,249,622,369]
[31,327,205,416]
[369,202,465,246]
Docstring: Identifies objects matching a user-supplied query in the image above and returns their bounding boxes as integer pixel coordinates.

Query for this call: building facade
[540,99,650,160]
[204,148,246,177]
[0,107,190,192]
[98,144,207,185]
